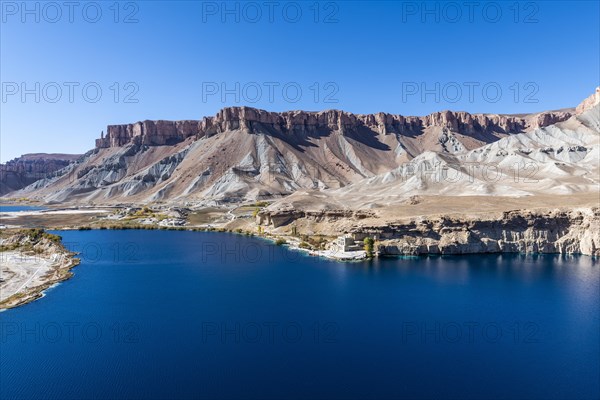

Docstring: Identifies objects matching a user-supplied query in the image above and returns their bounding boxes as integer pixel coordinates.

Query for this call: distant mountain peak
[576,87,600,114]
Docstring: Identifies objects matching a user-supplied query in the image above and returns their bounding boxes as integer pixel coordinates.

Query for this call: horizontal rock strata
[96,107,573,148]
[365,209,600,257]
[258,208,599,256]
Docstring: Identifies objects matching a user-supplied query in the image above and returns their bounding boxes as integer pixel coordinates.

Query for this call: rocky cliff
[96,107,573,149]
[257,207,600,257]
[367,208,600,257]
[0,153,81,196]
[257,208,375,228]
[14,90,596,205]
[96,120,202,148]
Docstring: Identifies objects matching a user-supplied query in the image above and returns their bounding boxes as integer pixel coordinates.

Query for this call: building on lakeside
[335,235,364,252]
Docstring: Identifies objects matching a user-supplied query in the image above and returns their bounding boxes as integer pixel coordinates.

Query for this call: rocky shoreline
[371,208,599,257]
[1,202,598,310]
[256,206,600,257]
[0,229,80,310]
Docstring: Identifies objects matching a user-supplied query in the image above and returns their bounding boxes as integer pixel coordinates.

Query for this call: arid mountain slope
[269,104,600,211]
[12,106,575,204]
[0,153,82,196]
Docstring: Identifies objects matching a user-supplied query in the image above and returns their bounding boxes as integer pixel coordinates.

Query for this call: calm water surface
[1,230,598,399]
[0,205,46,212]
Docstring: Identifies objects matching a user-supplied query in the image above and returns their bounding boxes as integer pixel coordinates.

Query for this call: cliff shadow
[253,123,332,152]
[254,123,392,153]
[345,126,392,151]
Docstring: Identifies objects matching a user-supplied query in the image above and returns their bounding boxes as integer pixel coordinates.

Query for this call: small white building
[336,235,362,252]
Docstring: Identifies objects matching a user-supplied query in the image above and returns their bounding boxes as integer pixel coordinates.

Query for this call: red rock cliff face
[0,153,81,195]
[96,120,201,148]
[95,107,573,149]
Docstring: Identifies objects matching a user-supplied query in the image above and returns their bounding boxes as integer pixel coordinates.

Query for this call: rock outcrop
[96,107,573,149]
[576,87,600,114]
[258,207,599,256]
[96,120,202,148]
[357,208,600,257]
[257,208,375,228]
[0,153,81,196]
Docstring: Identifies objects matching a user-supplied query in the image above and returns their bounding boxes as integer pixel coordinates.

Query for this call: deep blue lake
[1,230,598,399]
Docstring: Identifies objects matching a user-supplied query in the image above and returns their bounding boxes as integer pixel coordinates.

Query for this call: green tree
[364,237,375,258]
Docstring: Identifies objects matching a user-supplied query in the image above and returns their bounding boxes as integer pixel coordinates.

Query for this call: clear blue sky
[1,0,599,161]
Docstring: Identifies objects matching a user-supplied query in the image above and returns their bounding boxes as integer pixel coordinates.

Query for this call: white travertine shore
[0,209,109,219]
[0,232,78,309]
[0,251,63,302]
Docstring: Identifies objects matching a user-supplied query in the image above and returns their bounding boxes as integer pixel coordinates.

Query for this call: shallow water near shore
[1,230,598,399]
[0,205,46,213]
